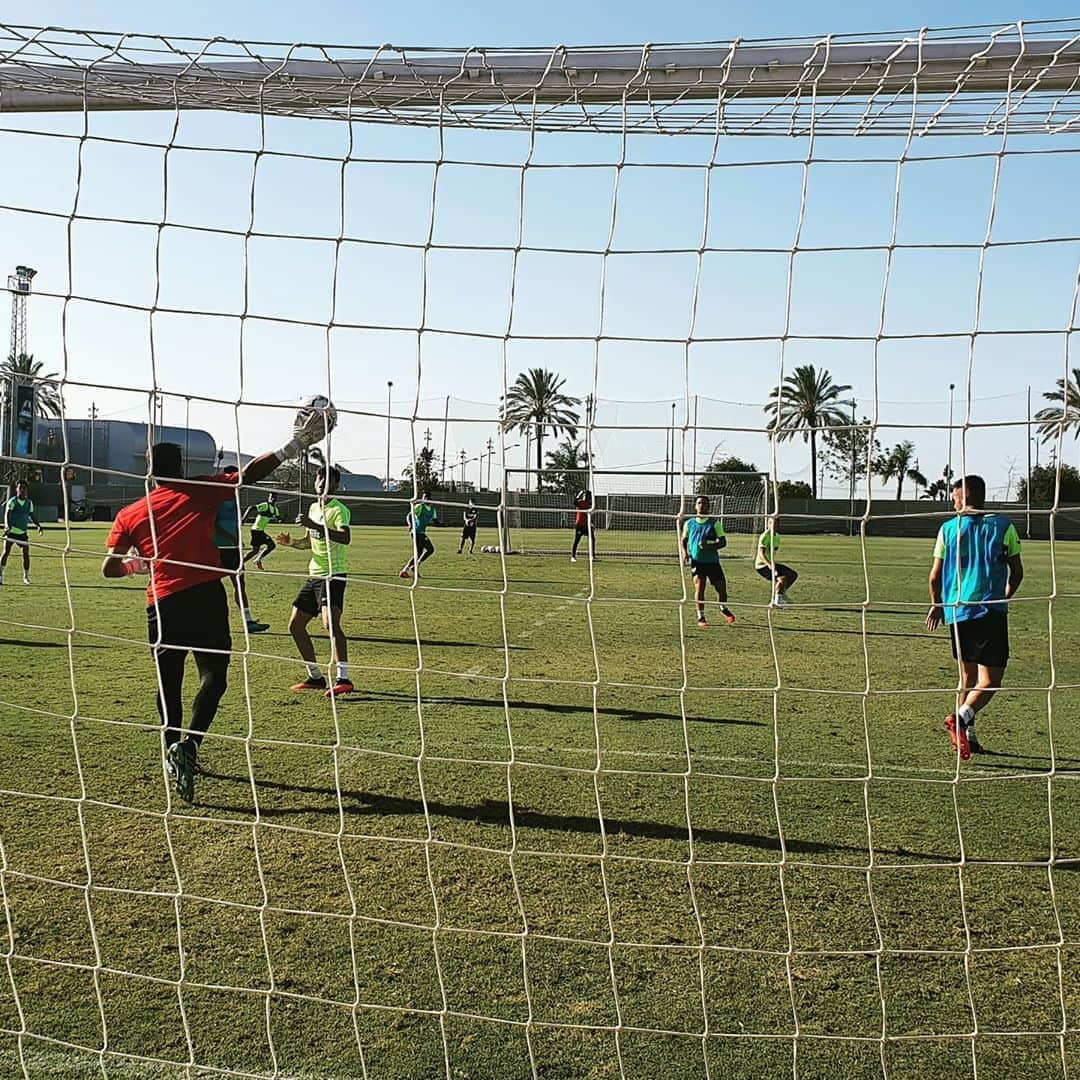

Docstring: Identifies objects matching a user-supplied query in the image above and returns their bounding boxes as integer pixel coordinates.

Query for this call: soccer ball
[294,394,338,443]
[481,545,492,553]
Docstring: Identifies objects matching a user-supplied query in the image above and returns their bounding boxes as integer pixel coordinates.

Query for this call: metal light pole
[459,449,466,490]
[385,380,393,491]
[1026,385,1032,537]
[947,382,955,482]
[485,437,494,490]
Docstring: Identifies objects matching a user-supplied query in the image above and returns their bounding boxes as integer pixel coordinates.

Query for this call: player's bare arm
[1005,554,1024,599]
[926,557,944,630]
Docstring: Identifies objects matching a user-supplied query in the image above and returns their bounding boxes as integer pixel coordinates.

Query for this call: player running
[681,494,735,629]
[101,416,317,804]
[926,474,1024,760]
[243,491,281,569]
[1,478,43,585]
[278,464,354,697]
[457,501,479,554]
[756,516,799,607]
[400,493,437,579]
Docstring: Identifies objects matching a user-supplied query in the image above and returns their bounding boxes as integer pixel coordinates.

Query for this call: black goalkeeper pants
[147,578,231,749]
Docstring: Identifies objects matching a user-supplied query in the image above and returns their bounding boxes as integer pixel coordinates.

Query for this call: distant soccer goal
[502,469,769,557]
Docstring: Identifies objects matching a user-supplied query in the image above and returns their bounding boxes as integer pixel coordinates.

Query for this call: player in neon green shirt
[2,478,43,585]
[242,491,281,569]
[278,465,353,697]
[755,517,799,607]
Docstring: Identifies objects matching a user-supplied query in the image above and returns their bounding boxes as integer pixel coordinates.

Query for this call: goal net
[1,18,1079,1080]
[503,469,769,558]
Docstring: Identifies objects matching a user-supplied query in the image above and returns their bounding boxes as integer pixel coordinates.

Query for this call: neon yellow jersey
[307,498,350,576]
[755,530,778,569]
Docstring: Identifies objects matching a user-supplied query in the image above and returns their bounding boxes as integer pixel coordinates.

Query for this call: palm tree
[877,440,928,500]
[1035,368,1080,443]
[1,352,62,418]
[542,436,589,495]
[501,368,580,489]
[763,364,852,498]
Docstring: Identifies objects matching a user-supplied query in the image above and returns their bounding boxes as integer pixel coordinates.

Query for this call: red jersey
[107,473,236,604]
[574,498,589,528]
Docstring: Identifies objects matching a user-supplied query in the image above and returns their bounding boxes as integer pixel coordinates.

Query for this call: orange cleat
[722,610,736,625]
[326,679,355,698]
[292,677,328,692]
[945,715,970,761]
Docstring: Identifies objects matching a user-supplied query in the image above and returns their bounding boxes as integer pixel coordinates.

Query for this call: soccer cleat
[292,676,328,692]
[166,740,196,803]
[570,556,577,563]
[22,575,30,585]
[326,679,355,698]
[399,569,412,579]
[696,617,708,629]
[0,569,4,585]
[722,610,736,625]
[246,620,270,633]
[945,715,971,761]
[255,559,264,570]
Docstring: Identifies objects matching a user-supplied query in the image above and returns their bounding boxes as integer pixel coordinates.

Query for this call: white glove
[293,400,337,449]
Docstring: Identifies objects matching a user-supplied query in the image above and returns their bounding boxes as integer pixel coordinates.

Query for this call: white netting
[1,18,1079,1080]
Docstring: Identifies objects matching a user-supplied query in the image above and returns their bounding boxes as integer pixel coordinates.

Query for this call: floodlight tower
[7,265,36,362]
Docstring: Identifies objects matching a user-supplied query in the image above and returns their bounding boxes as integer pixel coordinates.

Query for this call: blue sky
[3,1,1080,496]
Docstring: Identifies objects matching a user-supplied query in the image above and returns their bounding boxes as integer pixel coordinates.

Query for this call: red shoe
[255,559,264,570]
[291,677,328,692]
[722,610,736,625]
[696,617,708,629]
[326,679,355,697]
[399,569,411,579]
[945,715,970,761]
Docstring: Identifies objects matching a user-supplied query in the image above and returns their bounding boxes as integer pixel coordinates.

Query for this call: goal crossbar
[3,29,1080,131]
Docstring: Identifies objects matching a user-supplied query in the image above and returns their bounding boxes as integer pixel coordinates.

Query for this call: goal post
[501,468,769,558]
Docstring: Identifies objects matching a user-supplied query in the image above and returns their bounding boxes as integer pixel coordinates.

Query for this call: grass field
[2,521,1080,1079]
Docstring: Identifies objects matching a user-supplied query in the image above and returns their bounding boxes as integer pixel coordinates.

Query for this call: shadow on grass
[0,637,110,648]
[194,770,952,863]
[338,688,765,727]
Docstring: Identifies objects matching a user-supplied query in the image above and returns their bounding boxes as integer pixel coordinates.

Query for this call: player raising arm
[277,464,353,697]
[458,500,479,555]
[101,405,333,803]
[400,493,437,579]
[1,478,43,585]
[926,474,1023,760]
[681,494,735,628]
[243,491,281,569]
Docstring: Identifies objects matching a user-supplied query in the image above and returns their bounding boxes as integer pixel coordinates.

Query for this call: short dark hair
[954,474,986,507]
[14,477,28,488]
[317,464,341,487]
[150,442,184,479]
[221,464,239,476]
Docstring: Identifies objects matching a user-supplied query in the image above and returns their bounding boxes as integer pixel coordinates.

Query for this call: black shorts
[147,578,231,655]
[950,612,1009,668]
[574,523,593,536]
[3,530,29,547]
[461,525,477,540]
[218,547,242,573]
[293,575,347,617]
[756,563,795,581]
[250,529,273,549]
[414,533,435,558]
[690,560,725,587]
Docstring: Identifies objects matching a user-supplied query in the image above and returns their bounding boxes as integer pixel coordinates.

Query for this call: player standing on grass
[457,500,479,555]
[243,491,280,569]
[214,466,269,634]
[570,488,597,562]
[926,474,1023,760]
[278,464,354,697]
[1,479,43,585]
[400,492,436,579]
[681,494,735,629]
[101,414,324,804]
[756,515,799,607]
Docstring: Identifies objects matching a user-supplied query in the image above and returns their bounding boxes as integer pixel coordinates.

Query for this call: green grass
[2,523,1080,1079]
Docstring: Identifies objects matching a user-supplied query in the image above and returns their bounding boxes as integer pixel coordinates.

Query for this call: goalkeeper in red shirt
[570,489,598,563]
[101,407,334,803]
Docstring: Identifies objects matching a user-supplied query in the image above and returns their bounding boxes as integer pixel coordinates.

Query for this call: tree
[774,480,812,500]
[401,446,442,493]
[820,415,882,489]
[922,478,951,501]
[1,352,62,418]
[875,440,927,500]
[1016,463,1080,506]
[763,365,852,498]
[542,437,589,496]
[695,456,759,496]
[501,368,580,489]
[1035,368,1080,444]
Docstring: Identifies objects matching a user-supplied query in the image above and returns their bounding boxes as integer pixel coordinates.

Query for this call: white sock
[957,703,976,729]
[306,663,323,680]
[243,608,253,622]
[338,663,349,680]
